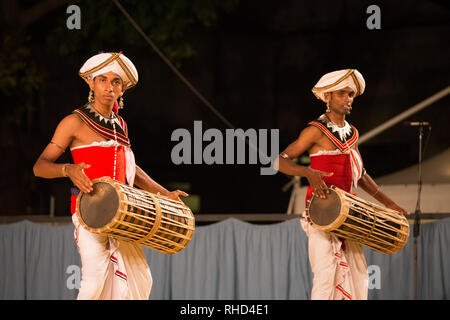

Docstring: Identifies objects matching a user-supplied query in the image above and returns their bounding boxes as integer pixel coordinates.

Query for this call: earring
[326,100,331,113]
[88,90,94,103]
[118,94,124,109]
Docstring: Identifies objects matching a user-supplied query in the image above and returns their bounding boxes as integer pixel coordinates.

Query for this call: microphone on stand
[403,121,430,127]
[409,121,430,126]
[406,119,431,300]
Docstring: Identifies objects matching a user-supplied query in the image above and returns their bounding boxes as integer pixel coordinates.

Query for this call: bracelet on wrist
[279,152,290,160]
[372,186,380,197]
[62,164,69,177]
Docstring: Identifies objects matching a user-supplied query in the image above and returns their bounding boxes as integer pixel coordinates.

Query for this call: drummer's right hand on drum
[167,190,189,203]
[65,162,93,193]
[306,168,333,199]
[386,202,410,216]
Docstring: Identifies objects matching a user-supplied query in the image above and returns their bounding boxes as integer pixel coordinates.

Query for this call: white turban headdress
[312,69,365,102]
[79,52,138,90]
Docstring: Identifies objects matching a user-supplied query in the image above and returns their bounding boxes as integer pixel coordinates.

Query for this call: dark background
[1,0,449,216]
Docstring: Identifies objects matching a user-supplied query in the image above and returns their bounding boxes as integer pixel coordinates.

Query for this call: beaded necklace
[88,103,119,180]
[111,114,118,181]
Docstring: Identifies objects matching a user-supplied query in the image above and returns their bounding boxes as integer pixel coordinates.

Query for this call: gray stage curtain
[0,217,449,300]
[145,218,312,300]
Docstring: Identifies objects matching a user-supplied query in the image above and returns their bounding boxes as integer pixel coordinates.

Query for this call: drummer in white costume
[277,69,408,300]
[33,52,187,299]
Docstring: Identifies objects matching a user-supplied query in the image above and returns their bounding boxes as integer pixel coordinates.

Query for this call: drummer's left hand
[167,190,189,203]
[386,202,409,216]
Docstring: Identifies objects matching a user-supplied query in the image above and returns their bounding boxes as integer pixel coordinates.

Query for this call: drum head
[78,181,119,229]
[308,189,341,226]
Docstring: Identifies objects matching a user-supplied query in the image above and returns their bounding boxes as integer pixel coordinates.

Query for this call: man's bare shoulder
[63,113,82,123]
[297,124,323,140]
[55,113,83,131]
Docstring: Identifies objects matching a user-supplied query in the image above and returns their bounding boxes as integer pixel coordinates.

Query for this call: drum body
[306,186,409,254]
[75,177,195,254]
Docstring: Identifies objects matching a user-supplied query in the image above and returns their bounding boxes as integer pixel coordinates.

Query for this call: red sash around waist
[305,153,352,205]
[69,145,126,215]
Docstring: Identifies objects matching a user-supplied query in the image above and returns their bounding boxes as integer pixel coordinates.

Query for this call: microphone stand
[284,176,301,215]
[413,123,424,300]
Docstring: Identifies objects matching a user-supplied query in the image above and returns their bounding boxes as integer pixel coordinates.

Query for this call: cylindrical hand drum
[306,185,409,254]
[75,177,195,254]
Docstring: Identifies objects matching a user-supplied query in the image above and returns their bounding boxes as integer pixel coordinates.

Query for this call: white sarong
[301,215,368,300]
[72,214,152,300]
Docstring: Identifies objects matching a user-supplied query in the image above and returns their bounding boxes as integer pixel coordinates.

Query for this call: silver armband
[280,152,290,160]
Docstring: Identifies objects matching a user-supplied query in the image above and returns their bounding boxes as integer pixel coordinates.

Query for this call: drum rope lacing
[354,203,378,243]
[134,192,163,245]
